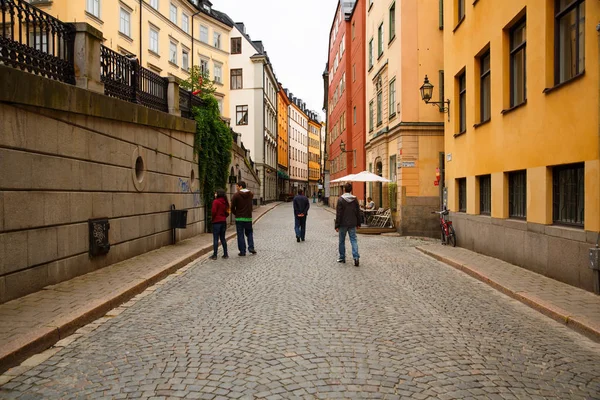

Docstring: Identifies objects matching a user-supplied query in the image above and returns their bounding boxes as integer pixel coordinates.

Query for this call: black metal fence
[0,0,75,84]
[100,45,168,113]
[179,86,204,119]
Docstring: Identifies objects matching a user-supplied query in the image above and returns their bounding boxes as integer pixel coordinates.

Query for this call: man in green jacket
[231,181,256,256]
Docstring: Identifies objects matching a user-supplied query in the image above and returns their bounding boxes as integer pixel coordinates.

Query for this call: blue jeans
[294,215,307,240]
[212,222,227,256]
[338,226,359,260]
[235,221,254,255]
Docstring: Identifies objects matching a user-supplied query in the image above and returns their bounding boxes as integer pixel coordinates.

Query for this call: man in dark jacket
[292,189,310,242]
[231,181,256,256]
[335,182,361,266]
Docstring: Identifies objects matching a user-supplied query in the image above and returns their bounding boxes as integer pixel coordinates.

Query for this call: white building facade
[288,97,309,194]
[228,23,278,203]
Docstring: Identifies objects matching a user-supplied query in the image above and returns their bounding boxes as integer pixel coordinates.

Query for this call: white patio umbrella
[330,173,357,183]
[346,170,392,183]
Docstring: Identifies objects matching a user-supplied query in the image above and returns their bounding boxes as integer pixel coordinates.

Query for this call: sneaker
[238,252,246,257]
[222,255,229,259]
[209,255,217,260]
[296,236,300,242]
[249,249,257,254]
[337,258,346,263]
[354,258,360,267]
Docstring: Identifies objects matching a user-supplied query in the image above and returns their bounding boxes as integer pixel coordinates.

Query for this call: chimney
[235,22,246,34]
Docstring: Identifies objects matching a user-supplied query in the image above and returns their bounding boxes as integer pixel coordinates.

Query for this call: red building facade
[327,0,366,204]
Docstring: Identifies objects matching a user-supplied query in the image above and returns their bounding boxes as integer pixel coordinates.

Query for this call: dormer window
[203,4,210,12]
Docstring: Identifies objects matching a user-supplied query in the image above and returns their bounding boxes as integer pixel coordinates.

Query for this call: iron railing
[0,0,75,83]
[100,45,168,113]
[179,86,204,119]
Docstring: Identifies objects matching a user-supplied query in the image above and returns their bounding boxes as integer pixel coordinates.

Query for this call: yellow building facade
[308,117,321,197]
[33,0,232,118]
[443,0,600,292]
[364,0,445,235]
[277,84,291,195]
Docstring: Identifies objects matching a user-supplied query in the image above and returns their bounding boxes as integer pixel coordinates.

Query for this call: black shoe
[354,259,360,267]
[301,238,305,242]
[337,258,346,263]
[296,236,300,242]
[238,253,246,257]
[209,255,217,260]
[249,249,257,254]
[222,255,229,259]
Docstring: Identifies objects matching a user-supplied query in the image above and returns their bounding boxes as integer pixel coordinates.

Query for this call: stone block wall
[0,66,201,303]
[398,187,440,238]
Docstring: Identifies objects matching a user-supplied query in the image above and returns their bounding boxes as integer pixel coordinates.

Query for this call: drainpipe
[139,0,142,64]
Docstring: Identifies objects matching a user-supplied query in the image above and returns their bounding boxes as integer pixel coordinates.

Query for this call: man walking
[293,189,310,242]
[231,181,256,256]
[335,183,361,266]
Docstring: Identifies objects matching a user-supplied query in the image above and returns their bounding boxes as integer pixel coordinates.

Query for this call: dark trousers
[212,222,228,256]
[235,221,254,255]
[294,215,307,240]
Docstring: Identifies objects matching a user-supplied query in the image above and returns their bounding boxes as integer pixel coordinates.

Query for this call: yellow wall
[277,87,290,169]
[443,0,599,231]
[34,0,231,118]
[308,120,320,182]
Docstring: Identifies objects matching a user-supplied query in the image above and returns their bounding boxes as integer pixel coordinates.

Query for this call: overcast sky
[214,0,339,120]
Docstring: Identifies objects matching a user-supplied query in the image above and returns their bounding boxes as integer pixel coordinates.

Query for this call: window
[200,58,209,75]
[182,49,189,71]
[352,21,355,40]
[458,71,466,133]
[389,3,396,41]
[480,50,491,122]
[149,28,159,53]
[200,25,208,43]
[377,23,383,57]
[369,101,374,131]
[150,0,158,9]
[479,175,491,215]
[86,0,100,18]
[214,63,222,83]
[510,18,526,107]
[169,4,177,24]
[182,14,189,33]
[458,178,467,212]
[509,170,526,219]
[213,32,221,49]
[353,106,356,124]
[231,37,242,54]
[389,78,396,116]
[376,90,382,125]
[389,155,397,181]
[217,98,223,115]
[231,68,242,89]
[368,39,373,69]
[119,8,130,37]
[555,0,585,84]
[169,42,177,64]
[30,32,49,53]
[553,163,584,226]
[352,64,356,82]
[236,105,248,125]
[457,0,465,21]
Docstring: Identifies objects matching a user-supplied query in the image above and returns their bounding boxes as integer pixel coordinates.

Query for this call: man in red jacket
[231,181,256,256]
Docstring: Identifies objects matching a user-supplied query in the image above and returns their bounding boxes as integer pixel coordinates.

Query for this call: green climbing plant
[182,66,232,228]
[388,182,398,211]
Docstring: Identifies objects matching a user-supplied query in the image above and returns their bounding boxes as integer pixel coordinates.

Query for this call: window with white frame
[213,32,221,49]
[214,62,222,83]
[182,14,189,33]
[200,25,208,43]
[119,8,130,37]
[149,27,159,53]
[169,4,177,24]
[200,58,209,76]
[150,0,158,9]
[182,49,189,71]
[86,0,100,18]
[389,78,396,116]
[169,41,177,64]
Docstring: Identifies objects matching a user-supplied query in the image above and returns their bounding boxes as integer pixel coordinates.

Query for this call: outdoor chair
[370,209,393,228]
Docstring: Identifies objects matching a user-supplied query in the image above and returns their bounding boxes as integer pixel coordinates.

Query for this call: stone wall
[0,65,202,303]
[450,213,597,292]
[398,187,440,238]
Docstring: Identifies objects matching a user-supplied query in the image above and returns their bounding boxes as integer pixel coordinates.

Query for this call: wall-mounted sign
[401,161,415,168]
[446,153,452,162]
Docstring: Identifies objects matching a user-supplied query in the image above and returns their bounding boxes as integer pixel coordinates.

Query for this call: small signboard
[401,161,416,168]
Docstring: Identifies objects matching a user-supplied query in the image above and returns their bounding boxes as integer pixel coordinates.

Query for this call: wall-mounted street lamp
[340,140,349,153]
[420,75,450,122]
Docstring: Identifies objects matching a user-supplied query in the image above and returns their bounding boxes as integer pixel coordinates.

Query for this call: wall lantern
[340,140,348,153]
[420,75,450,121]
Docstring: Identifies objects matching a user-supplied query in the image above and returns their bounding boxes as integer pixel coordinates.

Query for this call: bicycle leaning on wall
[432,209,456,247]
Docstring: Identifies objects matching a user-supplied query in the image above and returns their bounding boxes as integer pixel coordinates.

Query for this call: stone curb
[0,203,280,374]
[416,246,600,343]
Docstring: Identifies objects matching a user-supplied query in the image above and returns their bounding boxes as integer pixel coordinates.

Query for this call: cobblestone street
[1,203,600,399]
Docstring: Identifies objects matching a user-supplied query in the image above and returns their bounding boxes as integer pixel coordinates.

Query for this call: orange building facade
[277,84,291,196]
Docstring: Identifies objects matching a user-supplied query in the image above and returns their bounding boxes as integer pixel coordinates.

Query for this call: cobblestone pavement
[2,204,600,399]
